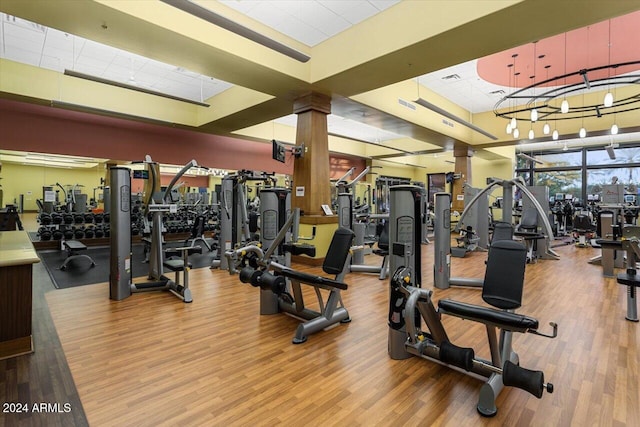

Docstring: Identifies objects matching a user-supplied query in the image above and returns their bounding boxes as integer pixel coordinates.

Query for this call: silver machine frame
[387,185,556,417]
[109,157,199,303]
[336,166,390,278]
[211,171,276,270]
[225,207,352,344]
[434,178,559,290]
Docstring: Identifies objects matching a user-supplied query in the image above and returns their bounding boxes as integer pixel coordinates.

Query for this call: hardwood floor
[3,238,640,426]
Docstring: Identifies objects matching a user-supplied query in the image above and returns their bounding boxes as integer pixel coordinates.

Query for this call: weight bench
[239,227,355,344]
[59,240,96,270]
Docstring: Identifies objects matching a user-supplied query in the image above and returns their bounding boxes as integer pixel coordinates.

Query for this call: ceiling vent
[441,74,461,81]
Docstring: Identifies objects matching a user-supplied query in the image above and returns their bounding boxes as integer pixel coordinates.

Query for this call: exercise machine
[616,225,640,322]
[211,170,276,270]
[336,167,389,278]
[226,208,353,344]
[109,157,202,303]
[388,185,557,417]
[457,178,558,261]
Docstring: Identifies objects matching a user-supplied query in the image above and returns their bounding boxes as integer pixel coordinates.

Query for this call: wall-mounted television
[272,139,287,164]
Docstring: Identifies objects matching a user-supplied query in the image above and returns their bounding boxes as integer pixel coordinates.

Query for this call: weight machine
[435,179,558,290]
[336,167,389,278]
[211,170,276,270]
[387,186,557,417]
[109,156,203,303]
[225,205,349,344]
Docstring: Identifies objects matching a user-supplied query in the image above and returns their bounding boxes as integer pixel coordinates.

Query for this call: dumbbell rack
[36,211,111,244]
[35,204,219,250]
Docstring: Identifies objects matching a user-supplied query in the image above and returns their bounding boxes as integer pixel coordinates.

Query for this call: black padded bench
[60,240,96,270]
[438,299,539,333]
[277,268,348,290]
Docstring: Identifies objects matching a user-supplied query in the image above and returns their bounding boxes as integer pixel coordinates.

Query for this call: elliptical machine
[387,185,557,417]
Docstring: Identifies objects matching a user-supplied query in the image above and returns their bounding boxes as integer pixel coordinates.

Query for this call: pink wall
[0,98,364,178]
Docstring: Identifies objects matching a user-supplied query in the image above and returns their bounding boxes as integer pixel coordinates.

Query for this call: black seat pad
[595,239,622,248]
[163,259,192,272]
[278,268,348,290]
[438,299,539,332]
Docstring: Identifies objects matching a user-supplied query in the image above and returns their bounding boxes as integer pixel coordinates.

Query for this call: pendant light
[542,65,551,134]
[560,33,569,113]
[603,20,614,108]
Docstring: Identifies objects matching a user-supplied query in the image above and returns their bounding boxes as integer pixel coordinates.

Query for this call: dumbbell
[39,213,52,225]
[38,227,52,241]
[51,213,63,224]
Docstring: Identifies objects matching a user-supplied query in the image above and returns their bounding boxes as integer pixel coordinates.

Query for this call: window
[534,170,582,202]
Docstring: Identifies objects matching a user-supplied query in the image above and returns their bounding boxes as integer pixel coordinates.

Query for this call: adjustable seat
[514,207,544,262]
[572,213,595,247]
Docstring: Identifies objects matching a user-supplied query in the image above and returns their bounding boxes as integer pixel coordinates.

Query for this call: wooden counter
[0,230,40,360]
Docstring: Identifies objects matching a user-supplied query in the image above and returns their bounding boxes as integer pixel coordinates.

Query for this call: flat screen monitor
[555,193,564,201]
[133,170,149,179]
[624,194,636,204]
[565,194,573,200]
[587,194,594,201]
[272,139,287,164]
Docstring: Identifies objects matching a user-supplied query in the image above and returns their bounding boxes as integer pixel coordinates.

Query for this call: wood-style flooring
[2,234,639,426]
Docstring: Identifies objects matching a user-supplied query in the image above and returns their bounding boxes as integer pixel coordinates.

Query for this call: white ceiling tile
[318,1,366,16]
[337,1,378,25]
[3,48,40,66]
[219,0,261,15]
[368,0,400,12]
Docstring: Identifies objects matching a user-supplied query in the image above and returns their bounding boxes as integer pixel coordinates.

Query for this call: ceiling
[0,0,639,168]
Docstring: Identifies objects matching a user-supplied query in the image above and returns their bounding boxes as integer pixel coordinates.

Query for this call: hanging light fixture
[530,43,538,122]
[510,55,518,130]
[611,123,619,135]
[513,128,520,139]
[506,63,513,134]
[543,65,551,134]
[561,33,570,113]
[603,19,614,108]
[579,91,586,137]
[529,128,535,140]
[552,129,559,140]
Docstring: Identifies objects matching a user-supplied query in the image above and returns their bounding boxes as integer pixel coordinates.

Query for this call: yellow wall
[471,157,514,189]
[2,162,106,211]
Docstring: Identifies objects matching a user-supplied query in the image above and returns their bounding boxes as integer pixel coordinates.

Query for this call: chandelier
[494,61,640,139]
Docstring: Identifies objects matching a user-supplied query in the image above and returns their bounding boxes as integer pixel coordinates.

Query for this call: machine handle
[528,321,558,339]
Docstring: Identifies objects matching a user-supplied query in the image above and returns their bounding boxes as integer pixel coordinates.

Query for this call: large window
[517,144,640,204]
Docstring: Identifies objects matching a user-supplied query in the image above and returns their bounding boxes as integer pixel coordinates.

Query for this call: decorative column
[292,91,334,219]
[291,92,337,265]
[452,145,473,213]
